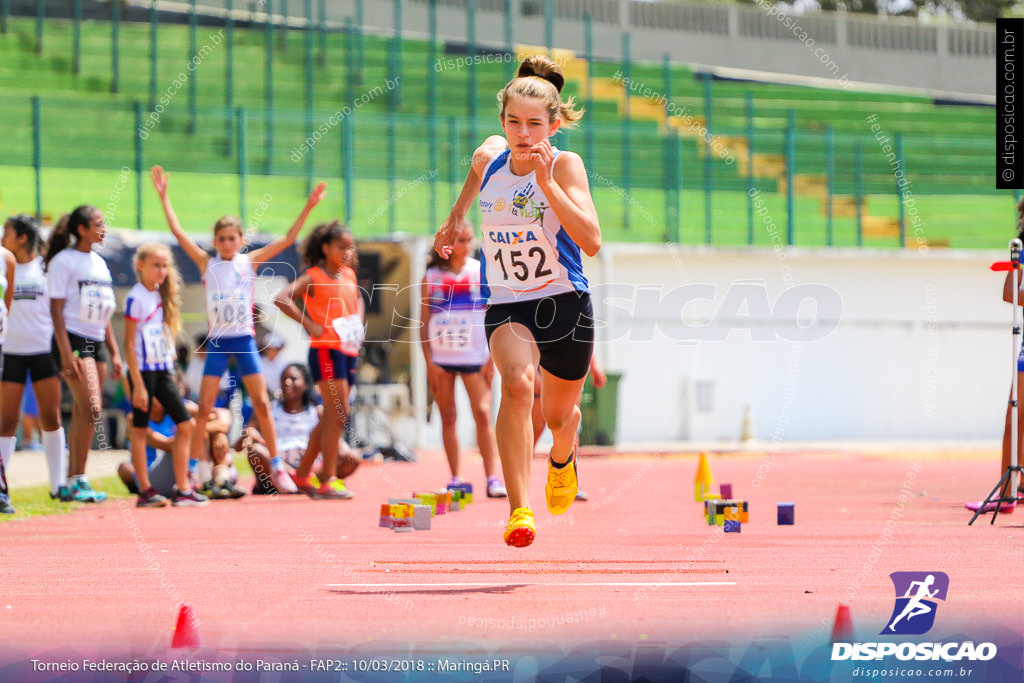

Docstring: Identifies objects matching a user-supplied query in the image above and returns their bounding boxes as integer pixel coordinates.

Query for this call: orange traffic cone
[171,603,201,649]
[830,603,854,642]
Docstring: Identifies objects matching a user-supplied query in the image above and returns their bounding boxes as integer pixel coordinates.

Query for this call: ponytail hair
[134,242,184,341]
[5,214,42,255]
[44,205,95,270]
[301,220,351,268]
[498,55,584,128]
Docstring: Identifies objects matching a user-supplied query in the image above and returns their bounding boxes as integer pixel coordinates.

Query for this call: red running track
[1,448,1022,658]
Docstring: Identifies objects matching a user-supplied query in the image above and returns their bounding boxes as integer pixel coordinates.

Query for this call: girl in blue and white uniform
[434,56,602,547]
[123,243,204,507]
[152,166,326,489]
[420,222,505,498]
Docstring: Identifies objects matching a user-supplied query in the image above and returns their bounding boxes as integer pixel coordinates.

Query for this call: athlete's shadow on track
[327,585,526,596]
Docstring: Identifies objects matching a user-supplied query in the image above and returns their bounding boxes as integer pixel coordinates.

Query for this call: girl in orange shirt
[274,221,363,500]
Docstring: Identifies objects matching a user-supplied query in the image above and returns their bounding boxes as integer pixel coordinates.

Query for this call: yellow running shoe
[503,507,536,547]
[545,441,579,515]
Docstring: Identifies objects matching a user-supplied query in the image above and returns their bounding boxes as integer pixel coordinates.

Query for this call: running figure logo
[881,572,949,635]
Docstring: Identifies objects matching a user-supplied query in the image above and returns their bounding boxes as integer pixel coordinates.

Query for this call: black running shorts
[2,352,59,384]
[127,370,192,429]
[484,291,594,381]
[60,332,109,364]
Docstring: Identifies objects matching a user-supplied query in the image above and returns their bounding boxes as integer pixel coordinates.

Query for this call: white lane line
[328,582,736,587]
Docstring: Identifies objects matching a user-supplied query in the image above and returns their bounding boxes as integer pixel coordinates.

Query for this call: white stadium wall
[591,243,1006,443]
[156,240,1006,448]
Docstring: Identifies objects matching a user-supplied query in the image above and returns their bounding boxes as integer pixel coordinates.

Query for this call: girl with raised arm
[151,166,326,493]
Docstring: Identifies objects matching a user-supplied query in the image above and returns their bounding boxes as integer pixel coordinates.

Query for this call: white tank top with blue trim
[202,253,256,339]
[477,148,588,305]
[424,258,489,367]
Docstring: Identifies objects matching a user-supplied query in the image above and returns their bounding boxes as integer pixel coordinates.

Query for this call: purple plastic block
[777,502,795,525]
[720,483,733,499]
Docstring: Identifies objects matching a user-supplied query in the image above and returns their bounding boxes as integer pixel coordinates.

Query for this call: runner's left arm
[532,142,601,256]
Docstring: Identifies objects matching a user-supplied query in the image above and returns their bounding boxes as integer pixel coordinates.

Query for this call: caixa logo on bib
[832,572,997,662]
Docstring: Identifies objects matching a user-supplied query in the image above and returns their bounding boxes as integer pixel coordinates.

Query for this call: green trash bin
[579,373,621,446]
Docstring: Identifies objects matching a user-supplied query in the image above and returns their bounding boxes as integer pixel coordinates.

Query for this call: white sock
[212,464,229,486]
[42,429,68,495]
[0,436,15,470]
[198,460,213,486]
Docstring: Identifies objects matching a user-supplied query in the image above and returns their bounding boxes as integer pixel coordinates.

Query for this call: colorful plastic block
[777,502,794,525]
[720,483,733,499]
[447,482,474,504]
[724,520,741,533]
[412,505,432,530]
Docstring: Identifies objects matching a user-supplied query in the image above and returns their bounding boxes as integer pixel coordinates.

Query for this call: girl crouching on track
[240,363,360,495]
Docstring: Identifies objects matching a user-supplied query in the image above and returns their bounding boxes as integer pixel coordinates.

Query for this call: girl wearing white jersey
[239,363,359,494]
[0,215,65,513]
[0,225,15,513]
[434,56,601,547]
[420,221,506,498]
[123,243,205,508]
[152,166,326,486]
[45,205,123,504]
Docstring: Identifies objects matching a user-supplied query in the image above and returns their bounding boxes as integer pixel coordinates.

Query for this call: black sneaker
[201,480,231,500]
[219,480,247,499]
[172,487,209,507]
[136,487,169,508]
[50,486,73,503]
[0,493,15,514]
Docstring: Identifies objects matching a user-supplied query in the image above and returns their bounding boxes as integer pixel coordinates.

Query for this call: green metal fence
[1,90,995,246]
[0,3,1007,248]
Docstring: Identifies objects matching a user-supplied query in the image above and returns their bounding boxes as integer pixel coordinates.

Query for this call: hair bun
[517,55,564,94]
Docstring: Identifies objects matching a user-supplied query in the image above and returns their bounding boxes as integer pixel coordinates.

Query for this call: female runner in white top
[434,56,601,547]
[0,215,67,510]
[45,205,124,503]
